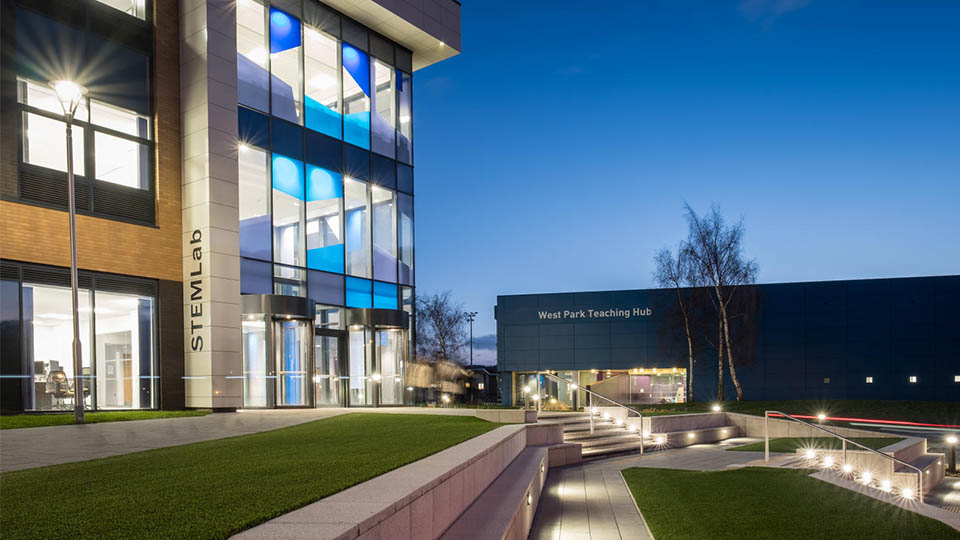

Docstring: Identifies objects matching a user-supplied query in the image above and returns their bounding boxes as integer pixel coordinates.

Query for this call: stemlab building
[0,0,460,413]
[496,275,960,407]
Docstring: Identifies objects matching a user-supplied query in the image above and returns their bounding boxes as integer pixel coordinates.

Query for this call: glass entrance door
[276,319,310,406]
[314,331,344,406]
[377,329,404,405]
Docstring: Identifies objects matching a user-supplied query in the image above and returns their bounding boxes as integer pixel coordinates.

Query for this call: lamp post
[465,311,477,403]
[51,80,87,424]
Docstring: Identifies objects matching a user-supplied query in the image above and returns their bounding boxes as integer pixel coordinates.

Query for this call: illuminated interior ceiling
[321,0,460,70]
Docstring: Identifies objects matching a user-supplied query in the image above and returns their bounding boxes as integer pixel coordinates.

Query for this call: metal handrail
[764,410,923,503]
[538,371,645,455]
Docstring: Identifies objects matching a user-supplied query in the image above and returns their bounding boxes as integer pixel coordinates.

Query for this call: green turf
[621,467,959,540]
[0,410,211,429]
[0,413,499,540]
[634,400,960,424]
[727,437,903,453]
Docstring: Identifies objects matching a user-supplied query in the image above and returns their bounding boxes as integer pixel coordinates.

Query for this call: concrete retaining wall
[475,409,538,424]
[233,423,570,540]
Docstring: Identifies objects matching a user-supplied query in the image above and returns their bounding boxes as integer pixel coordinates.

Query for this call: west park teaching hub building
[496,275,960,408]
[0,0,460,413]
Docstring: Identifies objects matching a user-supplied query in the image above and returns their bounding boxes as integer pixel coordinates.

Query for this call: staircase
[538,412,646,458]
[537,410,740,459]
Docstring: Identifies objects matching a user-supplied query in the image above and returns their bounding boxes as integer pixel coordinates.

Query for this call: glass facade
[1,268,159,412]
[235,0,415,409]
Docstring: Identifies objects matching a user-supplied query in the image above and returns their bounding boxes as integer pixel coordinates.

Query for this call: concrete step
[894,453,946,495]
[581,439,647,458]
[537,412,590,420]
[564,426,634,440]
[576,433,646,449]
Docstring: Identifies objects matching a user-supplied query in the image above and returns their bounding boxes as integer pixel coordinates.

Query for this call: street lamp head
[948,435,958,445]
[49,80,87,120]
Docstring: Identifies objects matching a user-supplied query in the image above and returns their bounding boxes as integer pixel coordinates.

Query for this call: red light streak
[767,413,960,429]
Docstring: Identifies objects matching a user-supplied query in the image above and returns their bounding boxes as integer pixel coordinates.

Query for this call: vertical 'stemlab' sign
[188,229,203,351]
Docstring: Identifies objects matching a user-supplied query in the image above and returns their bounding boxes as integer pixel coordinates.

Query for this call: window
[274,264,306,297]
[237,0,270,111]
[21,112,85,174]
[95,0,147,20]
[344,177,370,278]
[397,70,412,164]
[823,377,830,384]
[18,78,152,191]
[241,258,272,294]
[909,376,918,383]
[22,284,93,411]
[239,145,272,260]
[304,24,341,138]
[371,59,395,157]
[398,193,414,285]
[93,291,155,409]
[342,43,370,149]
[272,154,305,267]
[865,376,873,384]
[345,276,372,308]
[18,282,157,411]
[955,375,960,383]
[372,186,397,282]
[270,7,303,124]
[305,165,344,273]
[315,305,342,329]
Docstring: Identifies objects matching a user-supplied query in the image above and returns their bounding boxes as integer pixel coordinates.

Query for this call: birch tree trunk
[718,291,744,401]
[684,318,694,402]
[717,316,724,401]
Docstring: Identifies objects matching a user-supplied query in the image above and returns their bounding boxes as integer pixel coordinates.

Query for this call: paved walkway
[530,438,764,540]
[0,407,474,472]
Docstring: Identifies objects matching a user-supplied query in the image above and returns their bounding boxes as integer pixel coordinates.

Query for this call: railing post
[764,411,769,463]
[842,439,847,466]
[639,413,644,455]
[589,393,594,434]
[919,472,923,504]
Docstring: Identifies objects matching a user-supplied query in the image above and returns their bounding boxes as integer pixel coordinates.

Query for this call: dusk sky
[410,1,960,363]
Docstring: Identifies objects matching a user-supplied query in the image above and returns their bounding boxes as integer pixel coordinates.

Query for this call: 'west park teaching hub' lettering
[538,307,652,321]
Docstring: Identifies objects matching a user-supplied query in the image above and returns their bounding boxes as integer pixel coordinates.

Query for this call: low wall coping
[233,423,536,540]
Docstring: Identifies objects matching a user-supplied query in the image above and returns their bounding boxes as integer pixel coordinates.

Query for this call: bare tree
[654,246,697,402]
[682,204,758,401]
[415,291,468,363]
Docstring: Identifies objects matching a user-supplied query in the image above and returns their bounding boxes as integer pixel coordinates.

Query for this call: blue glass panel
[344,112,370,150]
[271,119,303,160]
[305,130,342,171]
[397,164,413,194]
[272,155,304,200]
[344,144,370,180]
[342,43,370,96]
[307,246,344,274]
[371,155,396,190]
[308,270,345,306]
[373,281,398,310]
[306,165,343,201]
[306,97,342,139]
[270,8,302,54]
[238,107,270,149]
[345,277,372,308]
[241,258,272,294]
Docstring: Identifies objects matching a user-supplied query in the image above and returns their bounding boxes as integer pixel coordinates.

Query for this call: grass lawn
[727,437,903,453]
[622,467,958,540]
[634,400,960,424]
[0,413,499,540]
[0,410,210,429]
